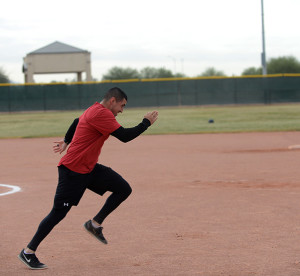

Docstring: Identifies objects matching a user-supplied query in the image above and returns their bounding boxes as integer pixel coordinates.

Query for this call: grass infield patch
[0,104,300,139]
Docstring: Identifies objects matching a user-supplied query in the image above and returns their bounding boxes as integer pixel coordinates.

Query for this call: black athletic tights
[27,189,131,251]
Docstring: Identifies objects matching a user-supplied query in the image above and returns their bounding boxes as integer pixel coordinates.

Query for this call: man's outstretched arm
[111,111,158,143]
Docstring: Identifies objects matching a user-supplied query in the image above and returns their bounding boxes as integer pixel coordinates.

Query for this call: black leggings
[27,165,132,251]
[27,186,131,251]
[93,189,131,224]
[27,206,71,251]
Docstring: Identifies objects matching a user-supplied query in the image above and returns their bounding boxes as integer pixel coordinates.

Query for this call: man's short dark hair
[103,87,128,102]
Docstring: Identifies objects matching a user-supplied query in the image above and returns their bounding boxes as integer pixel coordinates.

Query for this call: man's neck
[100,100,108,108]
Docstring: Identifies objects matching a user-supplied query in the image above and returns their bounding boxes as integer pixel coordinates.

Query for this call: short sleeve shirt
[58,102,121,173]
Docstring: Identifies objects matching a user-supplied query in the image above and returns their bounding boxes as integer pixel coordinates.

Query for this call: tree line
[102,56,300,80]
[1,56,300,83]
[0,67,10,83]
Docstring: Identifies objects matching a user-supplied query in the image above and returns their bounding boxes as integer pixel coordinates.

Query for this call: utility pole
[261,0,267,75]
[168,56,177,75]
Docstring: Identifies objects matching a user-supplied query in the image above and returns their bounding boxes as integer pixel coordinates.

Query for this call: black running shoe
[84,220,108,244]
[18,249,47,270]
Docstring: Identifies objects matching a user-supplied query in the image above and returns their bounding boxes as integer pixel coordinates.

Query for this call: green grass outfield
[0,104,300,139]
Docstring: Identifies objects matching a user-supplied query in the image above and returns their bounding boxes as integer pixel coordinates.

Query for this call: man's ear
[110,97,117,105]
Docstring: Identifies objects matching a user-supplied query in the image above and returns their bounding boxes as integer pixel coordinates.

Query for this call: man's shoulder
[86,102,115,120]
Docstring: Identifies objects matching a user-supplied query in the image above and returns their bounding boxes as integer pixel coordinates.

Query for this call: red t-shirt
[58,102,121,173]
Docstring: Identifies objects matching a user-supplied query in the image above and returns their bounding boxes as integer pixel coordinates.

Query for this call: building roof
[28,41,89,55]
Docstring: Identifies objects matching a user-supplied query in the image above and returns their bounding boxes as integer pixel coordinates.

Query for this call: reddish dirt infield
[1,132,300,276]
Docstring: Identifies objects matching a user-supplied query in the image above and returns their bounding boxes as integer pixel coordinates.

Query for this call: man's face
[110,98,127,117]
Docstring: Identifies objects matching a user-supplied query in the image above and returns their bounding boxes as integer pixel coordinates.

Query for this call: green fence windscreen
[1,75,300,112]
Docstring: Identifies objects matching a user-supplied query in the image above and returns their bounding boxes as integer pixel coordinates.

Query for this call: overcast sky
[1,0,300,83]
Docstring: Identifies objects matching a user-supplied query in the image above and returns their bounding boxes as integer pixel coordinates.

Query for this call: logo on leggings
[64,203,69,206]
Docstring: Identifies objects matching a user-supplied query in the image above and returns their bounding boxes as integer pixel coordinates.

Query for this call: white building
[23,41,92,83]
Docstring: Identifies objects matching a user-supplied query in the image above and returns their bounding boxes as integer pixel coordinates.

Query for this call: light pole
[168,56,177,75]
[261,0,267,75]
[181,58,184,75]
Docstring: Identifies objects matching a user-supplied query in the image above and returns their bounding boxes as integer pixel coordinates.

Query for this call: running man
[18,87,158,270]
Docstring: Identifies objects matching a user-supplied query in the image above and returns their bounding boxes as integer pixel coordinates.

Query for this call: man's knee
[52,206,71,220]
[121,181,132,199]
[125,184,132,197]
[117,179,132,200]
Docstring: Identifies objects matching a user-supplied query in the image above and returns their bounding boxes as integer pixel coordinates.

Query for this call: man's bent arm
[111,118,151,143]
[64,118,79,144]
